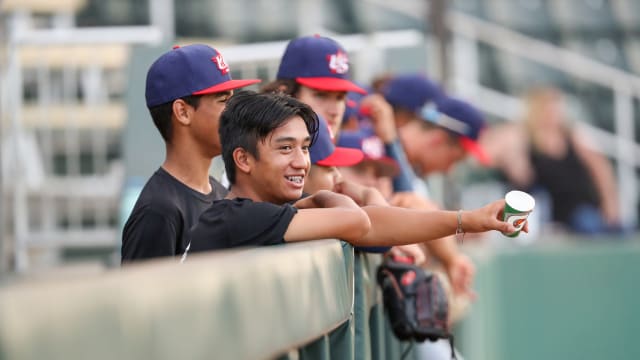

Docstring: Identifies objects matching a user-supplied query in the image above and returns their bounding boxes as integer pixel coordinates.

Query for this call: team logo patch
[327,51,349,74]
[362,137,384,159]
[327,122,335,142]
[212,52,230,75]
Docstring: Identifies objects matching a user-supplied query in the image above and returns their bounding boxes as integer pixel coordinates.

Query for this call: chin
[286,189,304,202]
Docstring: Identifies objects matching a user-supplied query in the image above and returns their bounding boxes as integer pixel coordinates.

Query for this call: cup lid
[505,190,535,212]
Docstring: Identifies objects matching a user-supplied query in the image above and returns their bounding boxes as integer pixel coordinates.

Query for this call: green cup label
[503,191,535,237]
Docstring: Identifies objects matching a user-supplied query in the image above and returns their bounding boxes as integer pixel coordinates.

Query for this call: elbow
[342,209,371,244]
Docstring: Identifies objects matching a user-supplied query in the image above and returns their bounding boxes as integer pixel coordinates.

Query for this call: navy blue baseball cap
[277,35,367,95]
[310,116,364,167]
[382,74,444,113]
[343,91,367,123]
[145,44,261,108]
[420,97,491,165]
[337,129,399,177]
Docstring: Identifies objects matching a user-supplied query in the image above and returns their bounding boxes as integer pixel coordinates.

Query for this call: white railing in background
[447,11,639,228]
[2,1,164,273]
[362,0,639,228]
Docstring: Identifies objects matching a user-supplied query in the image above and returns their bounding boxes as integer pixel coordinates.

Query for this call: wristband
[456,210,465,244]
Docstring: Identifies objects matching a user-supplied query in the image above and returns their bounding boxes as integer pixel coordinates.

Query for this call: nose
[332,167,343,183]
[324,99,342,120]
[291,147,310,170]
[362,167,378,188]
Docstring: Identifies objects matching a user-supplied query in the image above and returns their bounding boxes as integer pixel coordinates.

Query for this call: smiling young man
[188,91,370,251]
[121,44,260,263]
[187,91,519,254]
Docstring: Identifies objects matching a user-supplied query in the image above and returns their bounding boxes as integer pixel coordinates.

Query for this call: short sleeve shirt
[121,167,228,263]
[189,198,298,252]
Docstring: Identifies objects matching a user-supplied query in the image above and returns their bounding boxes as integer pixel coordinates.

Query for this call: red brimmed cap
[277,35,367,95]
[310,116,364,167]
[420,98,491,166]
[337,129,400,177]
[145,44,261,107]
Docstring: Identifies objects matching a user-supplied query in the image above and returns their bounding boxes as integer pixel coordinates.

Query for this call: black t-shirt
[189,198,298,252]
[121,167,228,263]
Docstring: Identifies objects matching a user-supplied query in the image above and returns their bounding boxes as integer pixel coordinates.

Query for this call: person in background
[121,44,260,263]
[481,86,623,235]
[338,120,478,300]
[379,74,494,359]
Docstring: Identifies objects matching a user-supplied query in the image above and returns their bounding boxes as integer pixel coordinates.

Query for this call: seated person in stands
[187,91,517,254]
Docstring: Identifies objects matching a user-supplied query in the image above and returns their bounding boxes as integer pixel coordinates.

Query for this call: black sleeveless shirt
[529,135,600,224]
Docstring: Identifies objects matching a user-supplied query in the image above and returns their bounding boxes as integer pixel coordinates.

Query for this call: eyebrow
[274,136,311,143]
[214,91,233,98]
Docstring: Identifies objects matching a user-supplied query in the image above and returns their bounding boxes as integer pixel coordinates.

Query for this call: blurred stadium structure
[1,0,639,275]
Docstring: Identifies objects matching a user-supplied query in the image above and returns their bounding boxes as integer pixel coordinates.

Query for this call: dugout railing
[0,240,415,360]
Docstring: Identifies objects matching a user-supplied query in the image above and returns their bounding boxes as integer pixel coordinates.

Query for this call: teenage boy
[262,34,367,137]
[188,91,517,254]
[121,44,260,262]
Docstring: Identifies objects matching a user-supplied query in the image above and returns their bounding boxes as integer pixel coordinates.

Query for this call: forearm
[579,147,619,212]
[357,206,459,246]
[589,157,618,207]
[301,190,361,210]
[424,235,459,265]
[384,140,415,192]
[574,135,619,212]
[350,200,511,247]
[362,188,389,206]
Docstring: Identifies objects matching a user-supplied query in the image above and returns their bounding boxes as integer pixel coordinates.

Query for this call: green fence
[456,238,640,360]
[3,237,639,360]
[0,240,411,360]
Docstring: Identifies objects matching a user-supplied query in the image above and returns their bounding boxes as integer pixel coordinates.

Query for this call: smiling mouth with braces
[286,176,304,184]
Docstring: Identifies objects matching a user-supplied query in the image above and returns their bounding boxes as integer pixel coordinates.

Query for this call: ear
[233,148,253,175]
[172,99,193,126]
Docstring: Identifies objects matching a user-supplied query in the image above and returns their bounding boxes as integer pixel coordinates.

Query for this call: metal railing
[1,2,164,273]
[446,11,639,228]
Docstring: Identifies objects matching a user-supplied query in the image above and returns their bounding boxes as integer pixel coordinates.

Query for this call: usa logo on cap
[327,51,349,74]
[212,51,229,75]
[145,44,261,108]
[276,35,367,94]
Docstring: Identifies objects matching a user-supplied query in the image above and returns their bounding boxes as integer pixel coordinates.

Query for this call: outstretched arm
[352,200,515,247]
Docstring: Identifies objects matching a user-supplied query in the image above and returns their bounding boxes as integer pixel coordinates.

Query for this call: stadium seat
[549,0,619,33]
[610,0,640,33]
[484,0,560,41]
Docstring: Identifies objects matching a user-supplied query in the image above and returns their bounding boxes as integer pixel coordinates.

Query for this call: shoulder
[125,170,187,222]
[201,198,296,220]
[209,177,229,199]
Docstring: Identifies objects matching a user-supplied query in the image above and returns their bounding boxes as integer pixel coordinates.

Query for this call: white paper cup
[502,190,535,237]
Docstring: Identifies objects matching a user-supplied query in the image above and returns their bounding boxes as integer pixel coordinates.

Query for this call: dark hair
[220,90,319,184]
[148,95,201,143]
[260,79,301,97]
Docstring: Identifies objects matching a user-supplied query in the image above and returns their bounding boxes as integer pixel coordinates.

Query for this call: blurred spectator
[481,86,624,235]
[337,129,399,198]
[382,75,490,175]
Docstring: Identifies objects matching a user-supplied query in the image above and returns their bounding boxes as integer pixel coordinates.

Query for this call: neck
[163,144,215,194]
[398,124,418,167]
[228,178,283,204]
[227,181,262,202]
